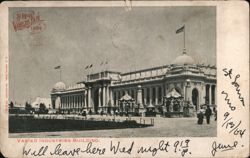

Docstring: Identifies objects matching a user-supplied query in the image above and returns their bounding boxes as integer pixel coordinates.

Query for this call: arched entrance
[192,88,199,111]
[93,89,99,113]
[55,97,61,109]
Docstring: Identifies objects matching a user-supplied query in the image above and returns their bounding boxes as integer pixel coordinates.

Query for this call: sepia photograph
[8,6,217,138]
[1,1,249,158]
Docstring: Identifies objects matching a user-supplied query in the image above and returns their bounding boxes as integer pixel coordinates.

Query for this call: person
[205,105,212,124]
[88,109,92,115]
[213,107,217,121]
[197,110,204,125]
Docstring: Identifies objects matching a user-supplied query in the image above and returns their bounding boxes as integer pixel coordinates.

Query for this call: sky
[9,6,216,104]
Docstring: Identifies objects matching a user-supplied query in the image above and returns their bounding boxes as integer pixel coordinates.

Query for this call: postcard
[0,1,249,157]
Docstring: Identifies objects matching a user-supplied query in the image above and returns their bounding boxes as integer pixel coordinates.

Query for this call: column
[73,96,75,110]
[82,95,84,108]
[74,96,76,109]
[107,86,110,105]
[201,83,206,105]
[165,84,168,96]
[61,97,63,109]
[73,96,75,112]
[84,90,87,108]
[161,85,164,104]
[72,96,74,109]
[67,96,70,109]
[214,85,217,105]
[134,89,137,103]
[183,84,186,101]
[155,86,159,105]
[98,87,101,107]
[137,85,143,108]
[65,96,67,109]
[80,95,82,108]
[144,88,147,105]
[209,85,212,105]
[66,96,68,109]
[75,95,79,108]
[110,89,114,106]
[88,87,92,109]
[103,86,106,106]
[115,91,120,106]
[69,96,71,109]
[149,87,152,104]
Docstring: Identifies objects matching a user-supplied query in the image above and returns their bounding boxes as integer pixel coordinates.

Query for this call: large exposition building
[51,51,216,117]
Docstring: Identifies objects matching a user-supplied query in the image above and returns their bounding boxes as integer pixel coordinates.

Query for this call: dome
[172,52,195,65]
[53,81,66,91]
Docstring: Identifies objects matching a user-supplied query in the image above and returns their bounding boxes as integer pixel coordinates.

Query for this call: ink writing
[222,68,245,107]
[211,141,238,156]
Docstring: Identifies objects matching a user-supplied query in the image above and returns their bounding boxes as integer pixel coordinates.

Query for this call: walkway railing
[30,114,154,126]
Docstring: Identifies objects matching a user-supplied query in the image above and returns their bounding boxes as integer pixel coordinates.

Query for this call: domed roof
[53,81,66,91]
[172,52,195,65]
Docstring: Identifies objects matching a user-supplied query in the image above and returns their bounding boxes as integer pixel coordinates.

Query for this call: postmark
[12,10,46,34]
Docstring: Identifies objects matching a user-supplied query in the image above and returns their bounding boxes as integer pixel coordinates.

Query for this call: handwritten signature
[211,141,238,156]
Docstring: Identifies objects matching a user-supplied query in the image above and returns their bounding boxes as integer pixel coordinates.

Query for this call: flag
[85,65,89,69]
[176,25,185,34]
[54,65,61,69]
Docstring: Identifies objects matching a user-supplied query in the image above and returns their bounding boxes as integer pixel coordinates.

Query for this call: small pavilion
[163,88,184,117]
[118,92,136,116]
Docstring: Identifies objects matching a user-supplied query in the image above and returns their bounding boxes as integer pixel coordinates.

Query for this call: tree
[9,101,14,109]
[39,103,48,114]
[25,102,33,112]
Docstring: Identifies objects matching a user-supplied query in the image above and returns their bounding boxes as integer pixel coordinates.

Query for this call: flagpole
[60,68,62,81]
[183,24,186,52]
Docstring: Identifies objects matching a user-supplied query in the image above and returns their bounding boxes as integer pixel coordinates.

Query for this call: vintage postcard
[0,1,249,157]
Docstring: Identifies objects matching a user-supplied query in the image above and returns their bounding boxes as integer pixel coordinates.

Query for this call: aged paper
[0,1,249,157]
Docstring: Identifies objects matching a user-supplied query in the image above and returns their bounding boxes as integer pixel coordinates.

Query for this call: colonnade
[60,93,84,111]
[58,83,216,113]
[112,85,164,107]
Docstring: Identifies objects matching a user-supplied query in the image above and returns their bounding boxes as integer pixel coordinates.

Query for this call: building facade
[51,52,216,116]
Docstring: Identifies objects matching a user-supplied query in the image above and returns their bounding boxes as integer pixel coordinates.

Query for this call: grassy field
[10,116,216,138]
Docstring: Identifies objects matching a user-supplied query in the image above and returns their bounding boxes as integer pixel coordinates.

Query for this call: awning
[166,88,182,98]
[119,92,135,101]
[147,103,155,108]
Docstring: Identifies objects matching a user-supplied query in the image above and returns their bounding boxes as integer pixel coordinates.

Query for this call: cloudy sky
[9,6,216,103]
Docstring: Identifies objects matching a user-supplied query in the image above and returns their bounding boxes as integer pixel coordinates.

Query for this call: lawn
[10,116,216,138]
